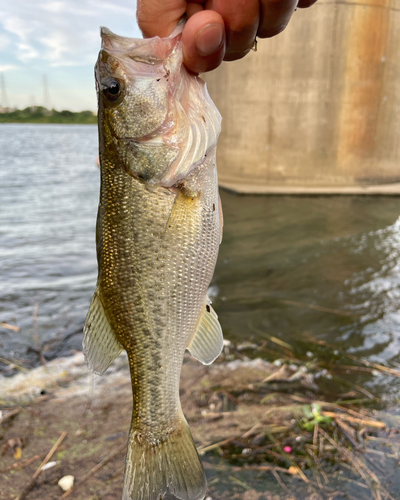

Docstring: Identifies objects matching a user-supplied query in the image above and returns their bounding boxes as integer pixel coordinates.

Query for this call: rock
[58,475,74,491]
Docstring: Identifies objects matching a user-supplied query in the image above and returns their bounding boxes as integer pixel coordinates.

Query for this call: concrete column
[203,0,400,193]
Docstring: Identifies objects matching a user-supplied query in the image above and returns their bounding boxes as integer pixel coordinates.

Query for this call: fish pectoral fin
[83,291,123,375]
[163,188,198,238]
[187,296,223,365]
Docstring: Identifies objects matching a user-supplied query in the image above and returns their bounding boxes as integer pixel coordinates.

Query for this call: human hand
[137,0,317,74]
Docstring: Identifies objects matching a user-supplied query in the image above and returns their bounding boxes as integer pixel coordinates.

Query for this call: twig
[335,363,400,379]
[354,384,377,401]
[80,441,127,482]
[318,426,392,499]
[243,464,293,475]
[322,411,385,429]
[15,431,67,500]
[290,464,310,484]
[58,441,127,499]
[290,395,381,421]
[361,450,386,474]
[247,443,275,456]
[241,422,262,438]
[334,365,382,374]
[304,334,400,378]
[197,437,233,453]
[281,299,356,317]
[33,299,46,367]
[228,475,251,490]
[0,408,21,425]
[0,357,29,372]
[336,419,358,448]
[320,467,329,485]
[313,424,319,451]
[1,454,43,473]
[0,322,20,332]
[270,466,292,495]
[336,475,369,490]
[264,333,294,351]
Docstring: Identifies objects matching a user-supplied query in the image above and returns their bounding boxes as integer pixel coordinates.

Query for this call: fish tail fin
[122,413,206,500]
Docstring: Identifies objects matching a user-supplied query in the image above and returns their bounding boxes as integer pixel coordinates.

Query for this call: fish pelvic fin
[83,291,123,375]
[123,414,206,500]
[187,296,223,365]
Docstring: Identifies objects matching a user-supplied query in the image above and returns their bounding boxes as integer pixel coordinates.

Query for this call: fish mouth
[100,26,182,67]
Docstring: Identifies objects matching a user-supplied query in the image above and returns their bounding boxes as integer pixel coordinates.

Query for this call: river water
[1,124,400,402]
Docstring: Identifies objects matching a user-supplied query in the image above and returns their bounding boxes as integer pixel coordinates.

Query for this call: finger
[186,2,204,17]
[206,0,259,62]
[297,0,318,8]
[257,0,298,38]
[137,0,187,38]
[182,10,226,73]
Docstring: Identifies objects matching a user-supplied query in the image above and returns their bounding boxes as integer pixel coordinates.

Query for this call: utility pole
[0,73,10,111]
[30,94,37,112]
[43,74,51,113]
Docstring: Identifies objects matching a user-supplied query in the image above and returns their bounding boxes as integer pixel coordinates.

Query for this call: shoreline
[1,349,400,499]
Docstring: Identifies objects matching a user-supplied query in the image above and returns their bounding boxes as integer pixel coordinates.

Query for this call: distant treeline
[0,106,97,124]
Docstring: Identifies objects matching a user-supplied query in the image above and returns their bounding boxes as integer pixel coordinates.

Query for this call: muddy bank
[1,351,400,500]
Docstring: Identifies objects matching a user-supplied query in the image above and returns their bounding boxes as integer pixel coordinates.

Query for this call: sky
[0,0,142,111]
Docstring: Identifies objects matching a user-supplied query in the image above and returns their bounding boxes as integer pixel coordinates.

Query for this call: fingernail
[195,24,224,57]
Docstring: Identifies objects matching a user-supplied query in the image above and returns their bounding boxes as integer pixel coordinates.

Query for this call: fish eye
[101,78,124,103]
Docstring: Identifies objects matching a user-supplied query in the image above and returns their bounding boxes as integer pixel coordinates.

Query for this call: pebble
[58,475,74,491]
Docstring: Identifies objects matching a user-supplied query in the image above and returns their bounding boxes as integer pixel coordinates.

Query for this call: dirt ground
[1,352,399,500]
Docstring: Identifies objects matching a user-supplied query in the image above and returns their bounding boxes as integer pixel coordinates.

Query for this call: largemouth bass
[83,26,223,500]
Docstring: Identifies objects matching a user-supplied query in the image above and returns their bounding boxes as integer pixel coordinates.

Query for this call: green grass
[0,106,97,124]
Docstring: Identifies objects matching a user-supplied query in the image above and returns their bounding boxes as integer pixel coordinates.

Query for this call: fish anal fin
[83,291,123,375]
[187,296,223,365]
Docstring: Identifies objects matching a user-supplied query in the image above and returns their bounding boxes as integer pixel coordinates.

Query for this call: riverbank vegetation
[0,107,97,124]
[1,336,400,500]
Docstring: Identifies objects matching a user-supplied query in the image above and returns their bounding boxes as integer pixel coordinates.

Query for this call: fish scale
[83,25,224,500]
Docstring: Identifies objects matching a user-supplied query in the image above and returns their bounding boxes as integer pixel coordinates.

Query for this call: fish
[83,25,224,500]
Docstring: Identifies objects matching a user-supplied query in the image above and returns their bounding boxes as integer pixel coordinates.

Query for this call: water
[1,124,400,402]
[212,194,400,401]
[0,124,99,360]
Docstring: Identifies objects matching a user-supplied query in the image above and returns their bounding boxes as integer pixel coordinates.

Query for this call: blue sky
[0,1,142,111]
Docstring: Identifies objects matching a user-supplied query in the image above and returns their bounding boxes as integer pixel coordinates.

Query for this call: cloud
[17,43,39,62]
[0,64,19,72]
[0,0,141,109]
[40,31,73,64]
[0,0,140,68]
[89,0,137,16]
[40,1,70,13]
[39,1,93,16]
[0,33,10,50]
[3,16,37,42]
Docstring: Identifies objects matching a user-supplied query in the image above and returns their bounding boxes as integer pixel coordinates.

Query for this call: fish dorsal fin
[83,291,123,375]
[187,296,223,365]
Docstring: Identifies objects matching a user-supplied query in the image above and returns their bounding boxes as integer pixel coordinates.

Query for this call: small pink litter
[283,446,292,453]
